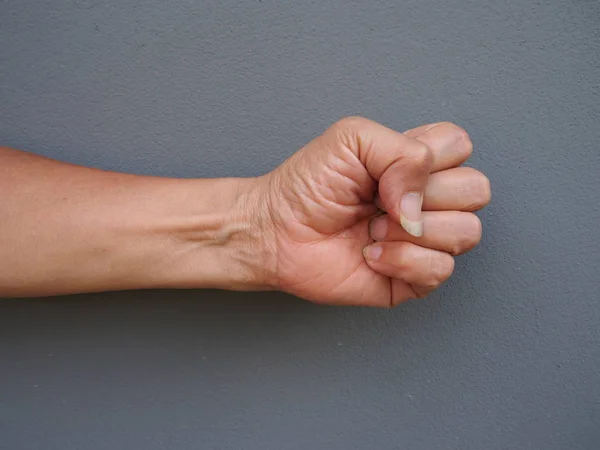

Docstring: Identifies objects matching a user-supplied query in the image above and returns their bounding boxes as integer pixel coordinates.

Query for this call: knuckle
[428,254,455,288]
[437,122,461,133]
[453,124,474,158]
[436,122,473,159]
[408,141,434,167]
[468,214,483,247]
[450,214,483,255]
[442,255,456,280]
[332,116,370,133]
[422,277,440,291]
[463,171,492,210]
[448,242,464,257]
[474,173,492,207]
[330,116,374,152]
[481,175,492,203]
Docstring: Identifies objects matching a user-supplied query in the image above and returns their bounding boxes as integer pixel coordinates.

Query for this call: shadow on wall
[1,265,491,370]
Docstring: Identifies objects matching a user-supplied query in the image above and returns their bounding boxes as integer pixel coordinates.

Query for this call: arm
[0,119,491,306]
[0,146,274,297]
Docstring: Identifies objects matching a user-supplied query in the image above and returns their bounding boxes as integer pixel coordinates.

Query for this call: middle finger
[423,167,492,211]
[374,166,491,212]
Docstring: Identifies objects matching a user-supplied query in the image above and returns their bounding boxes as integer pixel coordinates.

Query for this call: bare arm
[0,147,273,297]
[0,119,490,306]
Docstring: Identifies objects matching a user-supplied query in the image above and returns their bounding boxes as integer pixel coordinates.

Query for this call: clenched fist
[252,117,491,307]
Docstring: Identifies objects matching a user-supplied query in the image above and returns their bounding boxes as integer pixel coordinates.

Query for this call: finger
[423,167,492,211]
[390,278,433,305]
[330,117,434,237]
[390,279,421,306]
[374,166,491,213]
[407,122,473,172]
[362,241,455,290]
[369,211,482,255]
[403,122,447,137]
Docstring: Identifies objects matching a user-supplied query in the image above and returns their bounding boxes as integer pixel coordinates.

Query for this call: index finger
[404,122,473,172]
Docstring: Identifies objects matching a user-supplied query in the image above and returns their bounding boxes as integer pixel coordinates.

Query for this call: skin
[0,117,491,307]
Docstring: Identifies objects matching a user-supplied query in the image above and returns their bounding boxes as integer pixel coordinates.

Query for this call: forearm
[0,147,275,297]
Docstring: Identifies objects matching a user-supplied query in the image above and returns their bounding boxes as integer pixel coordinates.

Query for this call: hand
[258,117,491,307]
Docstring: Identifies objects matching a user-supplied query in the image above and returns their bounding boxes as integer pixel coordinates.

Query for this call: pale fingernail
[363,244,382,261]
[369,216,388,240]
[400,192,423,237]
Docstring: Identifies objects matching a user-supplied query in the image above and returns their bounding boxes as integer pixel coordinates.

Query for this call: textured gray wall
[1,1,599,449]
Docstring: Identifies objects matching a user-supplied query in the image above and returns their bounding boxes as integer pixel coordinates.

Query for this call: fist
[258,117,491,307]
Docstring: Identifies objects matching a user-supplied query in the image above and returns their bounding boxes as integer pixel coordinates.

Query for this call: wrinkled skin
[258,117,491,307]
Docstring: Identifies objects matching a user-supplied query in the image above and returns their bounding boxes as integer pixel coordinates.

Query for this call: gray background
[1,0,599,449]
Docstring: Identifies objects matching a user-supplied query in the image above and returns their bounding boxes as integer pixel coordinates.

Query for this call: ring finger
[369,211,482,255]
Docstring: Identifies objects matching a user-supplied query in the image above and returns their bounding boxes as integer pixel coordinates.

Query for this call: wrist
[149,176,278,292]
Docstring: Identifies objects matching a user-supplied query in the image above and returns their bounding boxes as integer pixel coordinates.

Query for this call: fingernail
[363,244,382,261]
[369,216,388,240]
[400,192,423,237]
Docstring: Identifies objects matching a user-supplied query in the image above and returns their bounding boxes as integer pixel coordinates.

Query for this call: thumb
[330,117,434,237]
